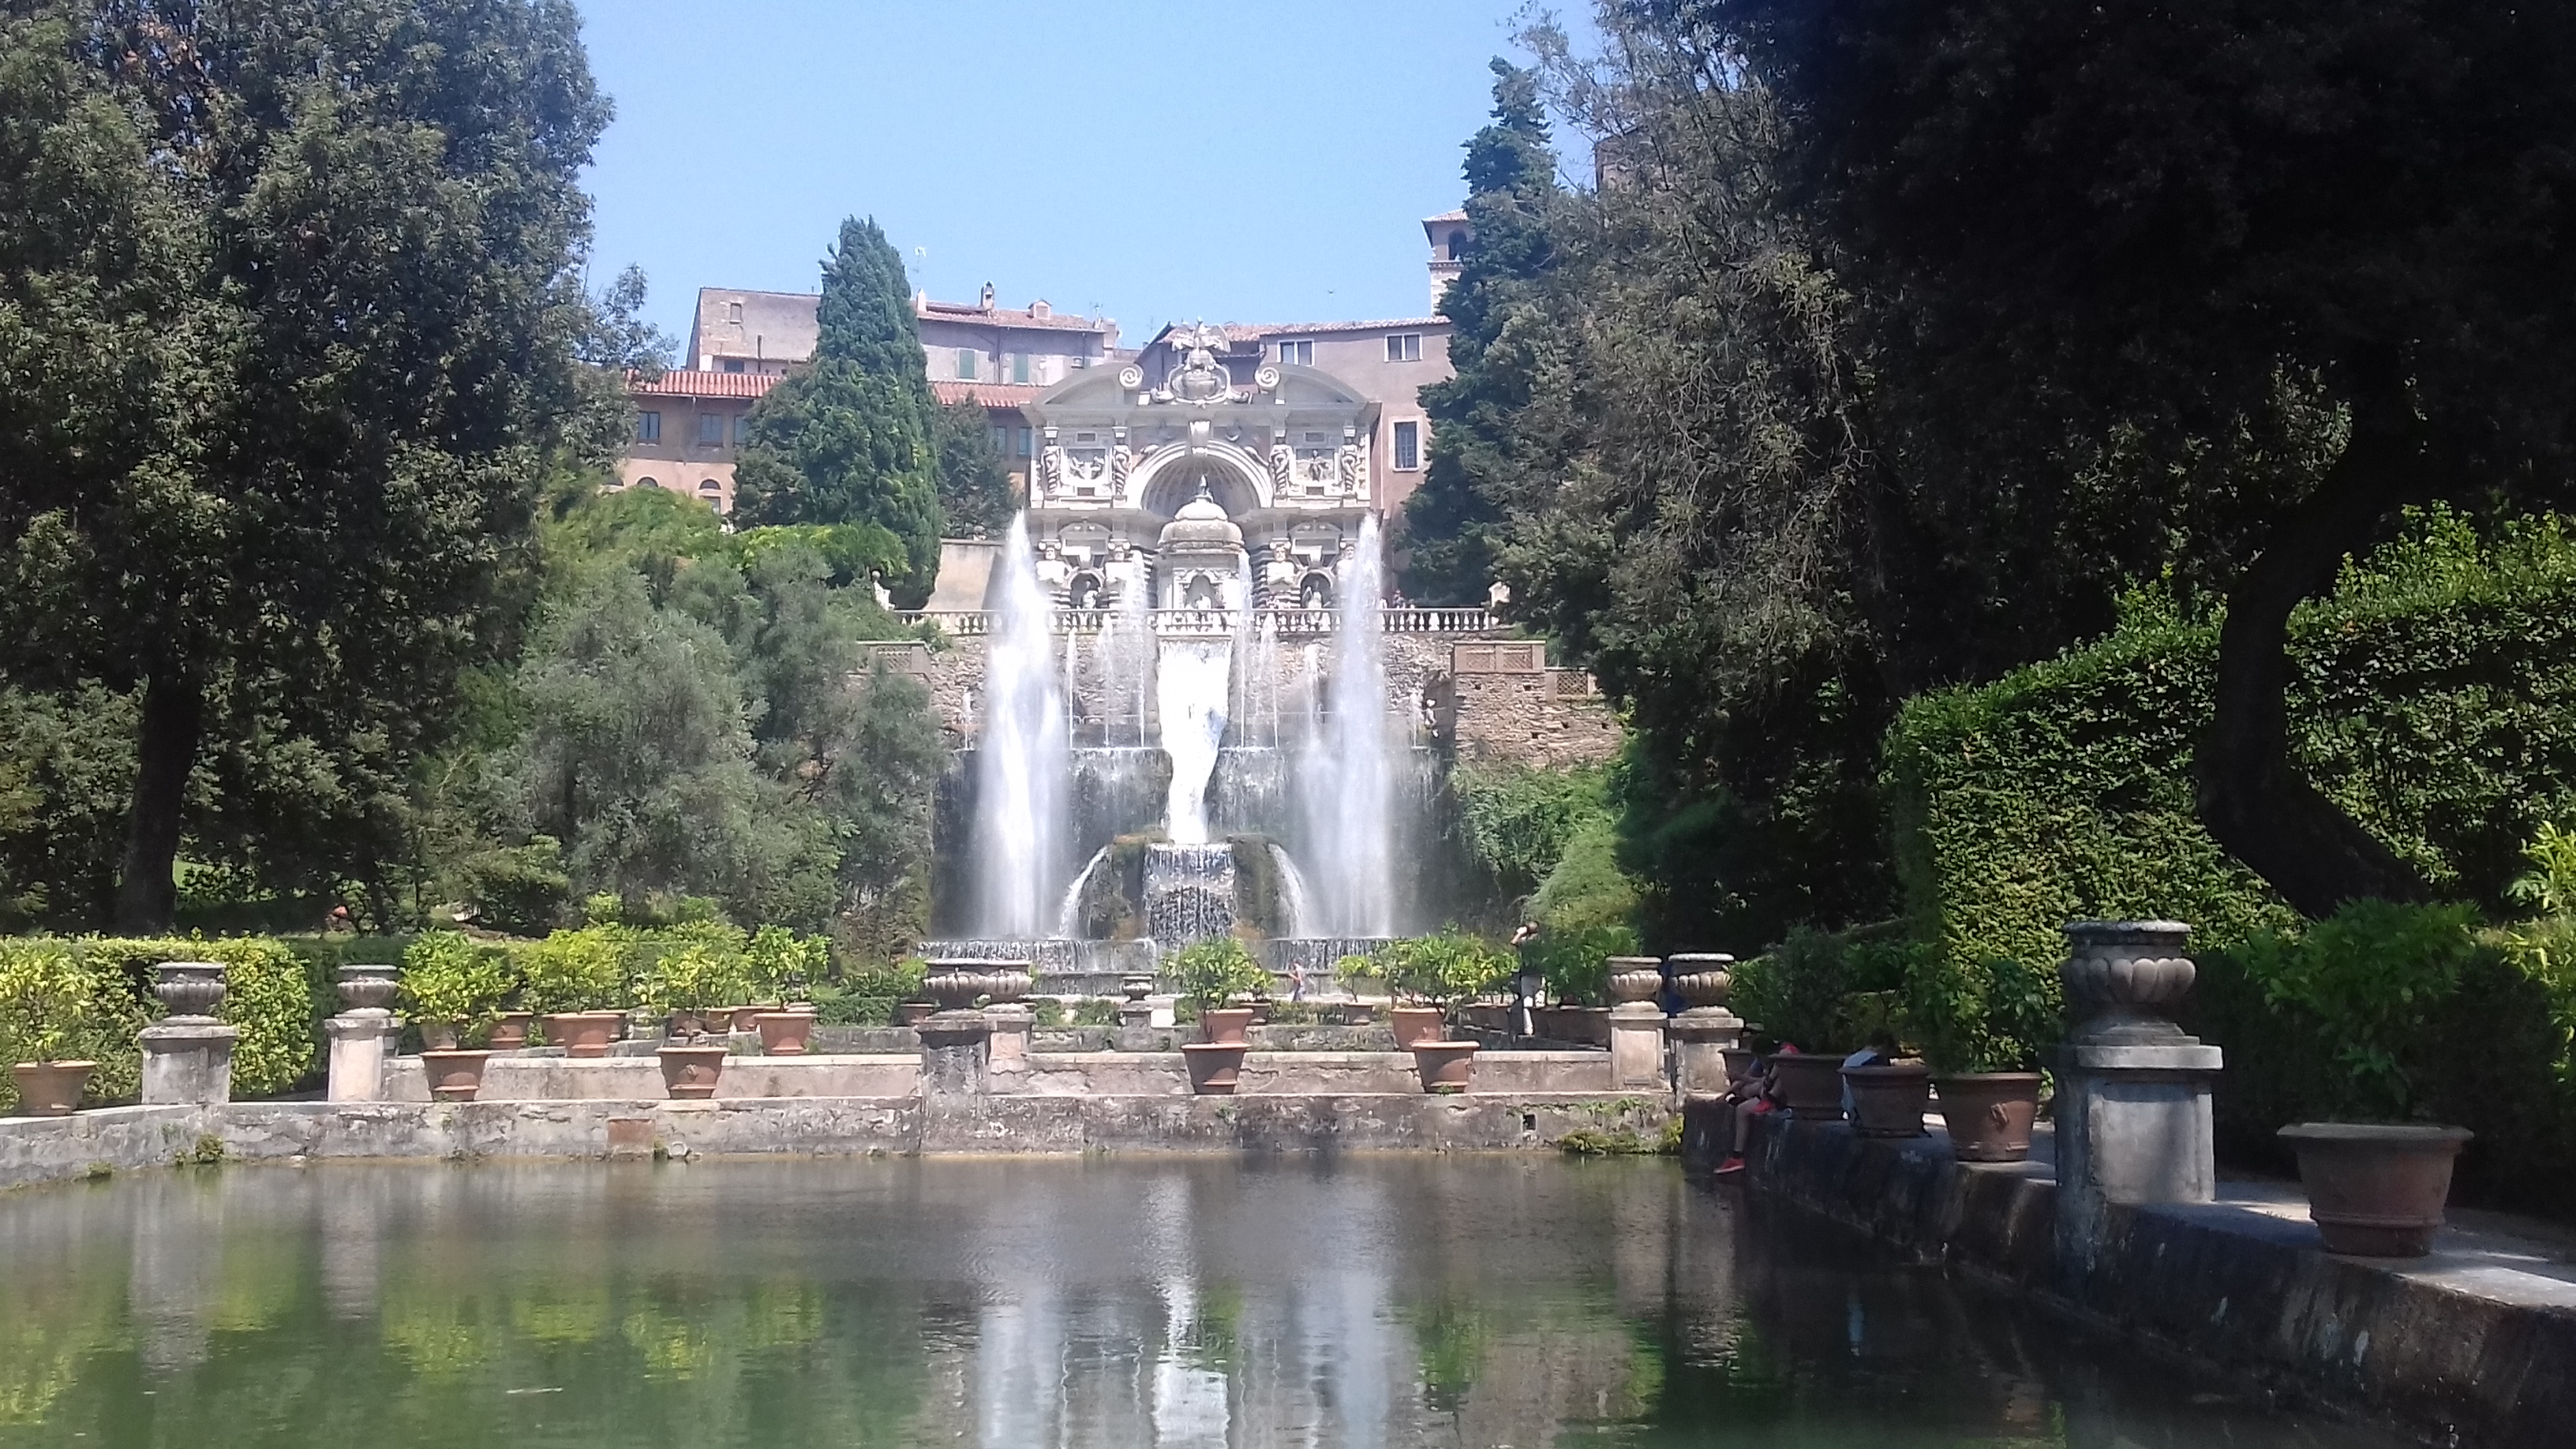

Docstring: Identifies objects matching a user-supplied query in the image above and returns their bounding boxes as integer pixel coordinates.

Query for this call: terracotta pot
[728,1005,765,1033]
[419,1050,492,1102]
[2278,1122,2473,1256]
[658,1044,731,1100]
[11,1060,95,1116]
[544,1012,620,1058]
[1720,1046,1762,1088]
[1411,1040,1479,1094]
[1844,1062,1933,1137]
[1769,1054,1846,1119]
[665,1010,712,1041]
[1388,1005,1444,1048]
[1181,1042,1248,1094]
[488,1012,534,1050]
[418,1020,461,1052]
[754,1010,817,1056]
[1246,998,1274,1026]
[1200,1007,1256,1046]
[1934,1073,2043,1162]
[893,1001,935,1028]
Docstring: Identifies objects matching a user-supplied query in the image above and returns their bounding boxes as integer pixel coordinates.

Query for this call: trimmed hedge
[0,936,318,1112]
[1885,510,2576,981]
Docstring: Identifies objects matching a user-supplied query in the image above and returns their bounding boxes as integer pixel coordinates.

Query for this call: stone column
[916,961,996,1103]
[2053,921,2225,1267]
[1664,955,1742,1099]
[1605,958,1667,1091]
[325,963,400,1102]
[139,962,240,1106]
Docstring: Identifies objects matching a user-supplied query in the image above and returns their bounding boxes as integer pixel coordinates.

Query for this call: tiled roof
[1424,209,1469,223]
[627,369,782,399]
[917,300,1114,333]
[932,380,1046,408]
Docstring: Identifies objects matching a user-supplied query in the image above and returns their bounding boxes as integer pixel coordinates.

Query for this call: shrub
[0,935,316,1110]
[1453,763,1612,900]
[744,925,830,1003]
[0,941,98,1065]
[399,933,515,1045]
[451,836,571,937]
[1904,951,2057,1074]
[1379,930,1511,1006]
[1730,923,1915,1054]
[637,934,753,1013]
[512,927,631,1016]
[1169,938,1268,1014]
[1522,922,1636,1005]
[1884,508,2576,992]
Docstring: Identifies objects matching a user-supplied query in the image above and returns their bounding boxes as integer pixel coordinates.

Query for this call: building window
[1013,352,1031,384]
[696,413,725,447]
[721,358,747,373]
[1069,354,1087,369]
[631,476,656,491]
[1386,333,1422,363]
[728,301,743,324]
[1447,230,1468,260]
[1018,428,1034,457]
[635,410,661,443]
[1279,340,1312,366]
[956,349,978,380]
[735,415,751,446]
[1393,420,1421,470]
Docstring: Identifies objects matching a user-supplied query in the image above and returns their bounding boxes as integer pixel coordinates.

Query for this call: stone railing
[898,608,1498,637]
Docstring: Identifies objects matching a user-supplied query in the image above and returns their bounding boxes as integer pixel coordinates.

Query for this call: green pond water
[0,1155,2390,1447]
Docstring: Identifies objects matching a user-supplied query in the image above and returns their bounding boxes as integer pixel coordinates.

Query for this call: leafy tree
[930,400,1017,538]
[1402,60,1579,605]
[732,217,942,604]
[0,0,610,930]
[1697,0,2576,913]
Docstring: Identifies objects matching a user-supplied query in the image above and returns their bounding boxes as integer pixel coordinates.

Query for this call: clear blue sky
[576,0,1537,353]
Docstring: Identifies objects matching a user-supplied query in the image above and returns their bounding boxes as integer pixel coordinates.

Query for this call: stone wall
[1436,642,1624,769]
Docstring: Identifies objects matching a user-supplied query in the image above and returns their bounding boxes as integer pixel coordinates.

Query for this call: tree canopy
[733,217,943,605]
[0,0,611,930]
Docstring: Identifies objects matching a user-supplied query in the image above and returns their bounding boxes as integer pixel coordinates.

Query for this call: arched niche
[1126,442,1271,517]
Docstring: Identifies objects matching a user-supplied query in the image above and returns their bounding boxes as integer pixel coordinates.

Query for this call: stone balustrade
[897,606,1500,637]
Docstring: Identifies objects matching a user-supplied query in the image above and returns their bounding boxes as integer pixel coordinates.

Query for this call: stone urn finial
[335,963,399,1018]
[1605,957,1664,1007]
[152,961,229,1023]
[1121,974,1154,1004]
[921,960,990,1014]
[1665,954,1735,1012]
[2060,921,2197,1045]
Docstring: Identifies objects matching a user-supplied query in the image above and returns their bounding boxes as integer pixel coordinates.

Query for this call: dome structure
[1157,489,1244,553]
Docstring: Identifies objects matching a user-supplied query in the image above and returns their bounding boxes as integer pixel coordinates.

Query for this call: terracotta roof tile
[931,380,1046,407]
[916,299,1114,333]
[627,369,782,399]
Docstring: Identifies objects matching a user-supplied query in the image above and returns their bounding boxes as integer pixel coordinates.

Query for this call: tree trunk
[114,668,203,934]
[2195,365,2436,917]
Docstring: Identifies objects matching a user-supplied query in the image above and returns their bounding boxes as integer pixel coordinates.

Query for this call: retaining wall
[0,1092,1673,1193]
[1690,1105,2576,1448]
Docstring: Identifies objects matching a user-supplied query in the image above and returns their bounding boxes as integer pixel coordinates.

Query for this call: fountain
[969,516,1069,938]
[1302,515,1395,937]
[933,484,1413,994]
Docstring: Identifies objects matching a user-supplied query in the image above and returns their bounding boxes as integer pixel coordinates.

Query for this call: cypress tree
[1401,61,1571,605]
[733,218,943,605]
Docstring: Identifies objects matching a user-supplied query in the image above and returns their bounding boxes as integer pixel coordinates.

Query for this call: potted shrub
[1906,951,2054,1162]
[1171,938,1269,1094]
[518,927,631,1058]
[2245,900,2484,1256]
[0,944,99,1117]
[1382,930,1507,1093]
[641,938,751,1099]
[400,933,512,1100]
[747,927,825,1054]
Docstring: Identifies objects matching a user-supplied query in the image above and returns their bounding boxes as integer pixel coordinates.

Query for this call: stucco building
[619,212,1462,519]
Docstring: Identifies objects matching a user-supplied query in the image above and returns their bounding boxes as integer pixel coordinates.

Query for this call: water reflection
[0,1157,2392,1448]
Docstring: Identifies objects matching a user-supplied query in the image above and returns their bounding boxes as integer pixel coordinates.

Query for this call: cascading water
[1157,636,1233,844]
[1302,515,1396,935]
[971,515,1069,937]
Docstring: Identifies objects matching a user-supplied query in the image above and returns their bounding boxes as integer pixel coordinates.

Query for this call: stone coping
[0,1093,1675,1195]
[1694,1106,2576,1447]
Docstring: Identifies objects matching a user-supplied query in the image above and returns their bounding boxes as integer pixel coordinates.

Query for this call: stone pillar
[325,963,400,1102]
[2053,921,2225,1267]
[1116,975,1155,1030]
[139,962,239,1106]
[1664,955,1740,1097]
[985,1004,1035,1087]
[917,1013,993,1100]
[1605,957,1668,1091]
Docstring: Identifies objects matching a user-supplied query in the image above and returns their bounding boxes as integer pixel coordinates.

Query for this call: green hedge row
[1885,511,2576,991]
[0,936,321,1112]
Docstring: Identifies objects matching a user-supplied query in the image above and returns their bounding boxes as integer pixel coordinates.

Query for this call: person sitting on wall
[1714,1043,1798,1179]
[1837,1031,1897,1118]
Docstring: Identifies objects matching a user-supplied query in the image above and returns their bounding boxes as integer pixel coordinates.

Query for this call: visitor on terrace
[1713,1043,1799,1179]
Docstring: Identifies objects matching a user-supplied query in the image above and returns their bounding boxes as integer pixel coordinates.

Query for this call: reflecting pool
[0,1156,2389,1447]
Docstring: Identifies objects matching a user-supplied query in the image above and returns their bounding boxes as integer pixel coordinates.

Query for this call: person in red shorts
[1713,1043,1799,1178]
